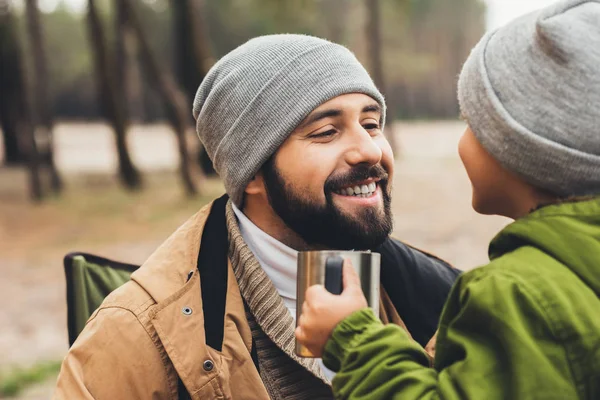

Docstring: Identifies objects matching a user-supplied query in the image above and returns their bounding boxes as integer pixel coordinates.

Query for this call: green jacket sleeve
[322,270,579,400]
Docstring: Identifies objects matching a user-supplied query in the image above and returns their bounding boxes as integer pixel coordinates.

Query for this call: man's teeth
[336,182,377,197]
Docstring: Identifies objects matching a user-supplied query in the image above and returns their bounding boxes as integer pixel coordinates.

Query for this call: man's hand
[295,259,369,357]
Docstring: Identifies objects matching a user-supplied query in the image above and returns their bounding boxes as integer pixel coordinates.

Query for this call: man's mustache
[324,164,389,192]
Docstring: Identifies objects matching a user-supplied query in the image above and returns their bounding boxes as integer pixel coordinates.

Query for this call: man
[54,34,460,399]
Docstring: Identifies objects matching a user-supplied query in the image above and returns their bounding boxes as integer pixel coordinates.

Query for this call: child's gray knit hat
[458,0,600,196]
[193,34,386,206]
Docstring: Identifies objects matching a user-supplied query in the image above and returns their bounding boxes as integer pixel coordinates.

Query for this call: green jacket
[323,198,600,399]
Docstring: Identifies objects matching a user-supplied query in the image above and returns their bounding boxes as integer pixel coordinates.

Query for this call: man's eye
[311,130,336,139]
[363,123,380,130]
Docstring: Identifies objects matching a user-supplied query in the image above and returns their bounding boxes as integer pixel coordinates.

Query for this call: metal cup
[295,250,381,357]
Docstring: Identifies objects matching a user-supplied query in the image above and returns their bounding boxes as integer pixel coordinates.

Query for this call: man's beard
[262,158,393,250]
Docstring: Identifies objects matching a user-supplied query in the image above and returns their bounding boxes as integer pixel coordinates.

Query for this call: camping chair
[63,252,195,399]
[63,252,139,346]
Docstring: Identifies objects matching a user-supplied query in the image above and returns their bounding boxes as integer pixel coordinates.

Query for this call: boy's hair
[458,0,600,198]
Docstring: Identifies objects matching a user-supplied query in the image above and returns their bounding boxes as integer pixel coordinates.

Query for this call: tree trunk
[25,0,63,193]
[123,0,200,196]
[1,2,43,200]
[20,110,44,202]
[0,1,27,165]
[115,0,144,122]
[0,116,22,165]
[171,0,215,175]
[172,0,212,102]
[115,0,129,117]
[365,0,399,154]
[86,0,142,190]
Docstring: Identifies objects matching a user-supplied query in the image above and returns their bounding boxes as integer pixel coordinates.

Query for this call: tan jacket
[55,201,270,399]
[54,199,440,399]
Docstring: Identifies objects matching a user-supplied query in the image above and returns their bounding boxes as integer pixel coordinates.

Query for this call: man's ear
[245,170,266,196]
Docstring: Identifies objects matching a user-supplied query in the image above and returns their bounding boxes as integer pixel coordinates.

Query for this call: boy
[295,0,600,398]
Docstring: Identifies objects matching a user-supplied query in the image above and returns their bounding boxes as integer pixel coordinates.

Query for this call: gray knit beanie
[458,0,600,196]
[192,34,386,206]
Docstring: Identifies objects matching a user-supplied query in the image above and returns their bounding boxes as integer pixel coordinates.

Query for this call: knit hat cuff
[458,27,600,196]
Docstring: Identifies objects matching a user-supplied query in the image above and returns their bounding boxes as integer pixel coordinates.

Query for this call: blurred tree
[129,0,171,123]
[115,0,144,121]
[86,0,143,190]
[365,0,399,152]
[0,1,27,165]
[25,0,63,193]
[27,3,169,121]
[123,0,201,196]
[171,0,215,175]
[43,6,98,119]
[0,1,43,200]
[7,0,485,128]
[115,0,128,116]
[172,0,212,104]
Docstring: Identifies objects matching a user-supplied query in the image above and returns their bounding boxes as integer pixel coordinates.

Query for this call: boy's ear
[245,170,266,196]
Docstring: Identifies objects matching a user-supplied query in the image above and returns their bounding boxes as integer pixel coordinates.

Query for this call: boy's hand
[295,259,369,357]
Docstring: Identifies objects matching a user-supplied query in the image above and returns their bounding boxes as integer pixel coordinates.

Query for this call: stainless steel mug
[295,250,381,357]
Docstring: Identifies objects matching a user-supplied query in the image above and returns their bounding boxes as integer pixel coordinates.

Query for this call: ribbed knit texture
[458,0,600,196]
[193,34,386,206]
[244,309,334,400]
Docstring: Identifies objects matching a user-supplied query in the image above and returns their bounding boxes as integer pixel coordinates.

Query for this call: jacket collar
[130,201,213,303]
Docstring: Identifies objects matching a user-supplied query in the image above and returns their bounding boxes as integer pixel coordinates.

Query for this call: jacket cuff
[322,308,383,371]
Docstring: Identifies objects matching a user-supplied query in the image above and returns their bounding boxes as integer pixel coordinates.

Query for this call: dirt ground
[0,121,509,398]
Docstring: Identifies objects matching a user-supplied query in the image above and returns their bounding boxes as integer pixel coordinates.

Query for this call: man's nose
[344,127,383,166]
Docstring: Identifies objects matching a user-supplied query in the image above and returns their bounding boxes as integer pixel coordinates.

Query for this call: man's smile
[333,178,380,197]
[331,178,385,207]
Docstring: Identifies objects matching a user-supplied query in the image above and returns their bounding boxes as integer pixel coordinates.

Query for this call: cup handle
[324,256,344,295]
